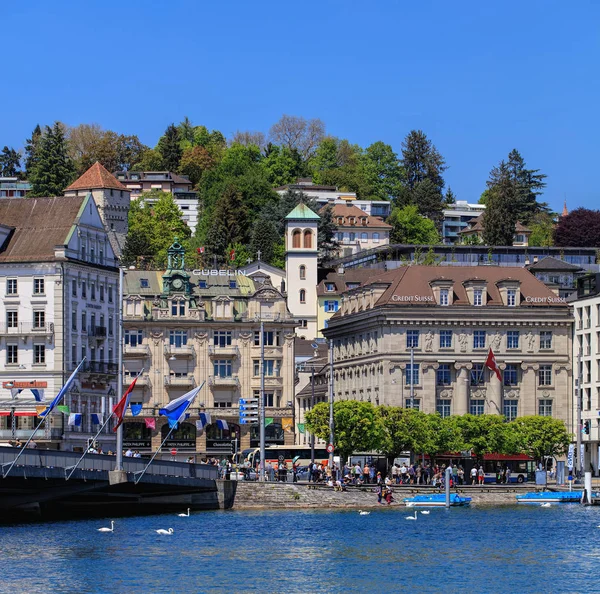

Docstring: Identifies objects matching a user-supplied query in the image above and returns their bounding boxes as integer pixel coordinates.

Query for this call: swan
[177,508,190,517]
[98,520,114,533]
[358,510,370,515]
[540,503,552,507]
[420,510,431,515]
[156,528,174,535]
[405,511,418,520]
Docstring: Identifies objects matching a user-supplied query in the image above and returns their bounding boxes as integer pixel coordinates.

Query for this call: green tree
[427,415,465,462]
[177,116,196,147]
[400,129,446,194]
[412,178,445,227]
[157,124,183,172]
[262,145,304,187]
[387,204,439,245]
[0,146,21,177]
[179,145,215,187]
[455,415,512,461]
[445,187,457,205]
[506,149,548,224]
[510,416,571,464]
[305,401,386,462]
[482,162,517,246]
[361,141,404,201]
[29,123,76,197]
[133,148,164,171]
[24,124,42,177]
[528,212,555,247]
[249,217,281,264]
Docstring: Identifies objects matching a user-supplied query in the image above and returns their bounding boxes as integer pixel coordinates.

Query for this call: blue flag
[91,413,101,425]
[130,404,143,417]
[40,359,86,418]
[159,384,203,429]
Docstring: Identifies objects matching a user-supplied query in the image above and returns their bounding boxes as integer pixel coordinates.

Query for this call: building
[570,273,600,473]
[442,200,486,245]
[120,240,297,458]
[459,214,531,247]
[526,256,584,299]
[115,171,199,233]
[322,266,573,429]
[326,203,392,257]
[0,177,31,199]
[64,162,131,257]
[0,196,119,450]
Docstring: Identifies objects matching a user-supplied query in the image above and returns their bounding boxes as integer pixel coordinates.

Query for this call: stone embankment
[230,481,541,509]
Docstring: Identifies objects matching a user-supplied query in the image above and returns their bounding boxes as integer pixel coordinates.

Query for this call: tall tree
[262,145,305,187]
[230,130,266,149]
[510,416,571,464]
[24,124,42,177]
[361,141,404,201]
[157,124,183,172]
[528,212,555,247]
[554,208,600,247]
[269,114,325,160]
[249,217,280,264]
[387,204,440,245]
[177,116,195,147]
[316,204,339,263]
[0,147,21,177]
[400,130,447,194]
[505,149,548,224]
[179,145,214,187]
[29,123,76,197]
[482,161,517,246]
[412,179,444,228]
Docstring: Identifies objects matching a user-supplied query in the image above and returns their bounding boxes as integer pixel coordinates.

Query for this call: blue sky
[2,0,598,212]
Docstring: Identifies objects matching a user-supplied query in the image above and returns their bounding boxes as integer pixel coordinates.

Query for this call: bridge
[0,448,235,522]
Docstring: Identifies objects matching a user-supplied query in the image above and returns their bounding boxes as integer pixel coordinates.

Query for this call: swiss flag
[485,348,502,381]
[229,249,235,262]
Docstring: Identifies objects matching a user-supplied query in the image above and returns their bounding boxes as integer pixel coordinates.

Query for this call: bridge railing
[0,447,219,481]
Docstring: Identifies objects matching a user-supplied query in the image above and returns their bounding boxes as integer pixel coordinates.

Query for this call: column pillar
[454,364,471,415]
[487,364,503,415]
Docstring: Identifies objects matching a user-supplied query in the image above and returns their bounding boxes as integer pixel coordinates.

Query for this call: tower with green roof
[285,203,320,339]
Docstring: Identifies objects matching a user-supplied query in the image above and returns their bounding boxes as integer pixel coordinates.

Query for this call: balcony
[208,375,239,387]
[0,322,54,336]
[123,373,151,387]
[164,344,195,358]
[165,375,196,388]
[124,344,151,358]
[89,325,107,338]
[208,345,240,358]
[86,362,118,375]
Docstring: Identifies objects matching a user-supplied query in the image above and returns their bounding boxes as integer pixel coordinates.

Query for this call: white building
[0,196,120,451]
[442,200,486,245]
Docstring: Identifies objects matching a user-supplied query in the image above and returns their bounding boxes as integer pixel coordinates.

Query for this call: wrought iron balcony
[89,325,107,338]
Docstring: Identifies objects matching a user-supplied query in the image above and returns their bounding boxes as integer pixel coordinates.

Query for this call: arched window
[361,232,368,242]
[299,265,306,280]
[292,229,301,248]
[303,230,312,249]
[300,289,306,303]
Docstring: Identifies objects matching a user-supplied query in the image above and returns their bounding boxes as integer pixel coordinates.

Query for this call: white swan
[420,510,431,515]
[405,511,418,520]
[98,520,114,533]
[358,510,370,515]
[540,503,552,507]
[177,508,190,517]
[156,528,174,535]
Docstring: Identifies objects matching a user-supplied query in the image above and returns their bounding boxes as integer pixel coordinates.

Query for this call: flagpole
[134,381,205,484]
[115,266,125,471]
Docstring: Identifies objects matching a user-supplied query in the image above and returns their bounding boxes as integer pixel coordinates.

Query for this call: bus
[432,453,536,484]
[239,445,330,470]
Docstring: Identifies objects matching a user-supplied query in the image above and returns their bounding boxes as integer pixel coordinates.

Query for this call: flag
[216,419,228,431]
[40,359,86,417]
[196,412,211,432]
[197,246,205,254]
[30,389,45,402]
[112,371,141,432]
[36,405,47,416]
[484,348,502,382]
[130,404,143,417]
[229,249,235,262]
[159,385,202,429]
[91,413,101,425]
[57,405,70,415]
[10,388,20,399]
[68,413,82,427]
[282,418,293,432]
[145,418,156,430]
[264,417,274,427]
[297,423,305,434]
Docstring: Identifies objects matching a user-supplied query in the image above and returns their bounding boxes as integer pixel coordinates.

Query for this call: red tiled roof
[460,213,531,234]
[66,162,128,192]
[322,203,392,229]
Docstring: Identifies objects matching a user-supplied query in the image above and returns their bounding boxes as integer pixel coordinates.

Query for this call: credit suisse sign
[391,295,435,303]
[524,296,566,304]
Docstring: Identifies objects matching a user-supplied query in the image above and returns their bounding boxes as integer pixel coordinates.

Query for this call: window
[325,282,335,292]
[540,331,552,350]
[213,331,232,347]
[81,345,86,362]
[503,364,518,386]
[336,232,344,242]
[7,344,18,364]
[538,365,552,386]
[538,399,553,417]
[171,300,185,316]
[437,364,451,386]
[507,289,516,307]
[303,230,312,249]
[108,286,113,303]
[471,364,484,386]
[229,280,237,289]
[361,232,368,242]
[470,400,485,415]
[373,233,380,243]
[169,330,188,347]
[81,245,86,260]
[71,280,77,297]
[81,312,87,332]
[254,359,278,376]
[349,232,356,242]
[125,330,143,347]
[254,331,279,346]
[436,399,451,418]
[91,283,96,300]
[292,229,301,248]
[503,400,518,421]
[108,318,114,336]
[324,300,339,313]
[81,281,86,299]
[440,330,452,348]
[33,278,45,294]
[405,399,420,410]
[7,311,18,328]
[6,279,17,295]
[34,344,45,364]
[507,330,520,349]
[213,359,232,378]
[405,363,420,386]
[90,248,95,263]
[299,266,306,280]
[473,330,486,349]
[99,249,104,264]
[33,311,45,329]
[474,289,483,306]
[440,289,449,306]
[406,330,419,348]
[199,280,207,289]
[71,311,77,331]
[299,289,306,303]
[72,345,77,368]
[99,285,104,302]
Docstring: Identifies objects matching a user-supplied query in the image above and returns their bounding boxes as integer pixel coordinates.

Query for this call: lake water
[1,505,599,593]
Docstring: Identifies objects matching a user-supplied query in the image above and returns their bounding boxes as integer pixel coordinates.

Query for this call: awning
[0,412,9,417]
[14,412,38,417]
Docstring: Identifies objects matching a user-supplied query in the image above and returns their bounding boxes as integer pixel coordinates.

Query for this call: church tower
[285,203,319,339]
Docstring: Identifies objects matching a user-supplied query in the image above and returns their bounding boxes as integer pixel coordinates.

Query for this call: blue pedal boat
[403,493,472,507]
[516,491,583,504]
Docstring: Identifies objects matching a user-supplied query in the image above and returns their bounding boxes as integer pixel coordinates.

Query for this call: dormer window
[361,217,367,226]
[199,280,207,289]
[440,289,449,306]
[507,289,516,307]
[325,282,335,292]
[229,280,237,289]
[140,278,149,289]
[474,289,483,306]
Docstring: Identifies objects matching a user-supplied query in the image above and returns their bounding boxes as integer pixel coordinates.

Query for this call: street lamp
[409,346,415,409]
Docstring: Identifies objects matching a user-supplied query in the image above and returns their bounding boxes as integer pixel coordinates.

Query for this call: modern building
[64,162,131,257]
[442,200,486,245]
[526,256,584,299]
[459,214,531,247]
[120,240,297,458]
[115,171,199,233]
[0,177,31,199]
[322,266,573,430]
[0,196,120,451]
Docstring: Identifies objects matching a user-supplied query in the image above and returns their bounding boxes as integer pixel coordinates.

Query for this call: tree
[412,179,445,228]
[177,116,195,147]
[387,204,439,245]
[29,123,76,197]
[482,161,517,246]
[230,130,266,149]
[262,145,304,187]
[455,415,512,460]
[179,145,214,186]
[316,204,339,263]
[269,114,325,160]
[305,400,385,462]
[66,123,104,171]
[505,149,548,224]
[133,148,164,171]
[528,212,555,247]
[510,416,571,464]
[24,124,42,178]
[400,130,446,193]
[361,141,404,201]
[445,187,456,205]
[554,208,600,247]
[157,124,183,172]
[0,146,21,177]
[249,217,281,264]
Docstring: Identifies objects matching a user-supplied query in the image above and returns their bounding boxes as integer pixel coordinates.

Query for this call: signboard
[164,439,195,448]
[170,448,178,456]
[123,440,151,448]
[524,296,566,304]
[192,269,247,277]
[206,440,233,449]
[2,381,47,389]
[567,443,574,470]
[391,295,434,303]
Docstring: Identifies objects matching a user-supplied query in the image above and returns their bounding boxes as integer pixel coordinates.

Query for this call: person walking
[477,466,485,485]
[470,466,477,485]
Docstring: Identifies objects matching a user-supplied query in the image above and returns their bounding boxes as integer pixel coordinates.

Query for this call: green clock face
[172,278,183,290]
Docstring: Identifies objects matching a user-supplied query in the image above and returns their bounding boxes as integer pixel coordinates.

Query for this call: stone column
[454,364,471,415]
[487,364,503,415]
[520,363,539,417]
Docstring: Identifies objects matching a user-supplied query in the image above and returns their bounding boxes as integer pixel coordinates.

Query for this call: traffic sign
[326,443,334,454]
[239,398,259,425]
[170,448,177,456]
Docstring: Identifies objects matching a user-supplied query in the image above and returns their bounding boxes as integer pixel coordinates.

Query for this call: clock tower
[162,238,190,294]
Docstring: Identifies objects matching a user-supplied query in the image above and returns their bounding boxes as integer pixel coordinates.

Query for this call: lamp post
[328,339,334,469]
[115,267,124,471]
[310,364,315,464]
[259,318,266,482]
[577,349,582,478]
[409,346,415,409]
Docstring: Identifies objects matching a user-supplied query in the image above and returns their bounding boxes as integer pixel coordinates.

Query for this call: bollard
[445,466,452,508]
[584,471,592,504]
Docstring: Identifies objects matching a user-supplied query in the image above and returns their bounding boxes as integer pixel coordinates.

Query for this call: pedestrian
[391,464,398,484]
[400,463,408,484]
[505,467,512,483]
[477,466,485,485]
[470,466,477,485]
[363,463,370,484]
[125,448,133,457]
[369,464,376,484]
[133,450,141,458]
[377,483,383,504]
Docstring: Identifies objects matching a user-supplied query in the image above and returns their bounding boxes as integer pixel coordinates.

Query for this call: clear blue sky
[3,0,598,212]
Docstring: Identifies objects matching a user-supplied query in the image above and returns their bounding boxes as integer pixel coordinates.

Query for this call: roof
[460,213,531,234]
[317,268,382,297]
[526,256,583,272]
[285,203,320,220]
[348,265,568,309]
[324,203,392,229]
[115,171,192,185]
[0,196,85,262]
[66,162,128,192]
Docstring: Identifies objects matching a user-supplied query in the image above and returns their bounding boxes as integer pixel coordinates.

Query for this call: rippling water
[1,505,599,593]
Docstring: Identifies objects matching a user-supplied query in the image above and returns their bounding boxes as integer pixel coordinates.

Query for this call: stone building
[121,241,297,458]
[322,266,573,427]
